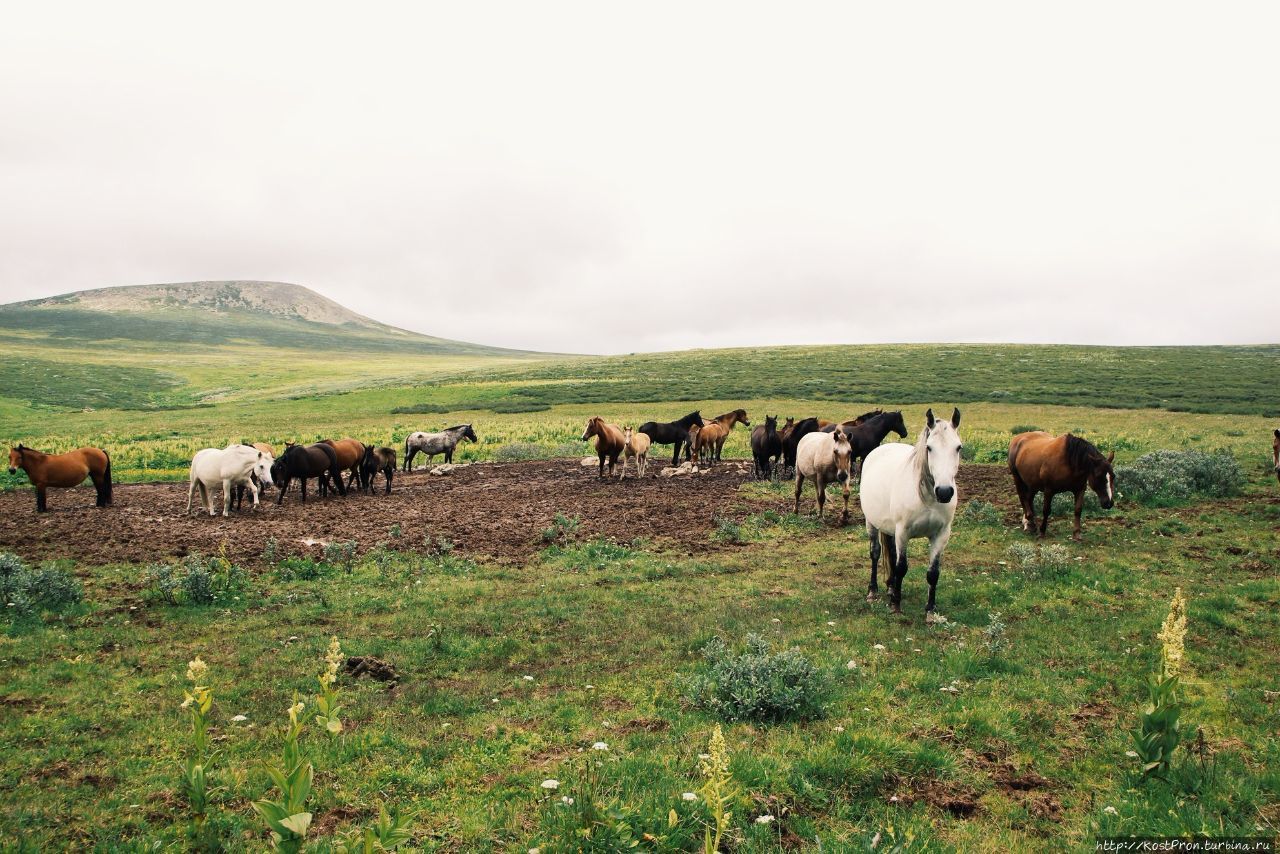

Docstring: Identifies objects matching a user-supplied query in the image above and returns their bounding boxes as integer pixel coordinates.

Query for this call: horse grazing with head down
[750,415,783,478]
[8,444,112,512]
[187,444,274,517]
[404,425,477,471]
[694,409,750,464]
[1008,431,1115,540]
[794,429,854,523]
[638,411,704,467]
[271,442,345,503]
[861,408,963,622]
[581,417,626,477]
[360,445,397,494]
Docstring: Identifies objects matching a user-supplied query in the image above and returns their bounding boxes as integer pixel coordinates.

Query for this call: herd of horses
[13,408,1272,620]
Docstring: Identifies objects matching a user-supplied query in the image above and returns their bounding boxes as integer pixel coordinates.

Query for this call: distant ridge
[0,280,532,356]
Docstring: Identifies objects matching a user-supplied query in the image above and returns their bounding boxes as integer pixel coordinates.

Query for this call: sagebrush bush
[0,553,82,625]
[1116,449,1244,506]
[959,500,1002,526]
[147,553,246,606]
[1007,543,1073,576]
[685,634,829,723]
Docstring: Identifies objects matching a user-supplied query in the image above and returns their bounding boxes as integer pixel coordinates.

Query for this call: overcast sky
[2,2,1277,353]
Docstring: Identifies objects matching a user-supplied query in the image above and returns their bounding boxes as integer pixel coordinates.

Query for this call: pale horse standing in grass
[186,444,275,517]
[861,408,962,623]
[794,429,854,522]
[619,427,651,480]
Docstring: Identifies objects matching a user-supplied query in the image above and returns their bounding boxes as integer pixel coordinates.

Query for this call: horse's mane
[445,424,471,433]
[912,425,934,502]
[1064,434,1103,471]
[675,411,702,427]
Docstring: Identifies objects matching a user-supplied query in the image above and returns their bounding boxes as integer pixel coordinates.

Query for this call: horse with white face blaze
[1007,431,1115,540]
[794,429,854,523]
[619,427,651,480]
[860,408,962,621]
[581,417,625,478]
[8,444,112,512]
[403,425,477,471]
[187,444,274,517]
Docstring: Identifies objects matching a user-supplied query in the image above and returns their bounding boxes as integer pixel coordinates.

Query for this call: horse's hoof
[866,590,878,602]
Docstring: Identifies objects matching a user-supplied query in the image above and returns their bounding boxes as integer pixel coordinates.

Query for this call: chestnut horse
[581,416,626,477]
[8,444,112,512]
[321,438,366,491]
[694,409,750,464]
[1008,431,1115,540]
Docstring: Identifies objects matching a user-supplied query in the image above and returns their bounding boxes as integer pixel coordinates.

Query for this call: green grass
[1,473,1276,850]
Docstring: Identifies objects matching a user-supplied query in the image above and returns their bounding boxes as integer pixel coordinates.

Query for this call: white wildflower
[231,714,248,722]
[755,814,774,825]
[1103,806,1118,815]
[540,779,560,790]
[592,741,608,751]
[682,792,697,801]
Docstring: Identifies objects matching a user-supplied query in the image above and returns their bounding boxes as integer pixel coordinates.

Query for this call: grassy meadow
[1,333,1279,850]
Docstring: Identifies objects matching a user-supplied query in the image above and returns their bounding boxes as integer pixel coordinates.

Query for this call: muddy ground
[0,460,1018,566]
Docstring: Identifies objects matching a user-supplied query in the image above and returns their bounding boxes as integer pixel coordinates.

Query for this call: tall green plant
[179,656,217,828]
[1132,587,1189,780]
[253,697,314,852]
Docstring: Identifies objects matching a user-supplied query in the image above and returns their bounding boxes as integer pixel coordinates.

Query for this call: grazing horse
[781,417,823,472]
[1008,431,1115,540]
[233,443,277,511]
[581,416,626,477]
[861,408,962,621]
[750,415,783,478]
[638,411,705,467]
[694,409,750,464]
[360,445,397,494]
[794,429,854,523]
[1273,428,1279,484]
[823,411,909,477]
[404,425,477,471]
[8,444,112,512]
[271,442,345,503]
[321,438,367,491]
[187,445,274,517]
[619,427,651,480]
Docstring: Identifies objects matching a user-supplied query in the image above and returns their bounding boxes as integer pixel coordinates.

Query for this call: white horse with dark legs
[186,444,274,517]
[861,408,962,623]
[403,424,478,471]
[794,429,854,523]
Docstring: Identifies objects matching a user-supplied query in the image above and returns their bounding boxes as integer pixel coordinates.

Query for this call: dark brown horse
[1273,428,1279,484]
[750,415,783,478]
[360,445,397,494]
[638,411,704,467]
[823,411,908,477]
[8,444,112,512]
[1008,431,1115,540]
[581,416,626,477]
[271,442,345,503]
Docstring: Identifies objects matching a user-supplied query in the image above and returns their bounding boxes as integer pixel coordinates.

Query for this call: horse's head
[270,455,288,485]
[462,424,478,444]
[923,408,962,504]
[7,445,24,475]
[734,409,751,427]
[689,411,705,427]
[831,430,853,485]
[623,426,633,446]
[581,418,601,441]
[764,415,777,434]
[887,411,908,439]
[1088,449,1117,510]
[254,451,274,486]
[1273,428,1280,474]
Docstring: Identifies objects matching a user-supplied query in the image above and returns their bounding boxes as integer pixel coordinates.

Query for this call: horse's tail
[1007,435,1022,473]
[101,449,113,505]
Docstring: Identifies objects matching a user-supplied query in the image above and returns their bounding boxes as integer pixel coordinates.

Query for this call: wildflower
[522,675,534,681]
[541,779,560,790]
[873,644,886,651]
[180,695,193,709]
[231,714,248,722]
[833,725,845,733]
[1103,806,1118,815]
[561,796,574,805]
[1124,750,1138,758]
[846,660,858,670]
[592,741,608,751]
[186,656,209,684]
[682,792,698,801]
[755,814,774,825]
[1157,587,1188,678]
[321,636,343,686]
[826,621,836,626]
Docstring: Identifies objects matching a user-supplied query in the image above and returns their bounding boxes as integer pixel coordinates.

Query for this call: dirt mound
[0,461,1019,567]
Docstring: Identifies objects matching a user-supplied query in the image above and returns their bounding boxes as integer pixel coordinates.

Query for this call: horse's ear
[925,408,935,428]
[951,407,961,428]
[1107,450,1115,464]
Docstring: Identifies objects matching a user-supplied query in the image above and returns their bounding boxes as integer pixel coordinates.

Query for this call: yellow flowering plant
[252,694,314,852]
[315,636,344,736]
[1132,587,1189,780]
[179,655,217,827]
[698,726,738,854]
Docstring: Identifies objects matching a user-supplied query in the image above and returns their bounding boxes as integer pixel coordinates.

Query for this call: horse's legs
[221,478,233,516]
[92,472,108,507]
[300,477,308,503]
[404,448,415,472]
[608,453,619,477]
[815,474,826,518]
[1072,488,1085,541]
[186,477,197,514]
[867,526,881,601]
[618,453,627,480]
[1011,470,1033,532]
[597,453,606,478]
[793,472,805,514]
[890,526,908,614]
[639,452,647,478]
[840,481,850,525]
[924,530,951,618]
[197,481,211,515]
[245,479,260,510]
[1039,490,1055,537]
[276,477,288,505]
[36,485,47,512]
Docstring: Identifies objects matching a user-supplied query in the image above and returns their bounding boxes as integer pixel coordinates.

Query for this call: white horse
[187,444,274,517]
[403,424,478,471]
[794,429,854,522]
[860,408,962,622]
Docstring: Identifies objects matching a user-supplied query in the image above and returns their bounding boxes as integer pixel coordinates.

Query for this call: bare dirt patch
[0,462,1021,567]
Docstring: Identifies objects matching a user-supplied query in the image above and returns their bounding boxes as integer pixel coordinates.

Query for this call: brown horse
[695,409,750,464]
[1008,431,1115,540]
[1273,428,1279,484]
[321,438,366,491]
[8,444,112,512]
[581,417,625,477]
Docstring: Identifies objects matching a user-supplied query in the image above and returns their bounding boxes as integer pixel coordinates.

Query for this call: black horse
[638,411,705,466]
[750,415,783,478]
[821,410,909,475]
[781,417,824,472]
[271,442,345,504]
[360,445,397,495]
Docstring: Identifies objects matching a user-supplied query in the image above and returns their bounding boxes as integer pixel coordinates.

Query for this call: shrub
[982,612,1008,654]
[541,513,581,545]
[322,541,359,574]
[1116,449,1244,506]
[0,553,82,626]
[959,500,1001,526]
[685,634,829,723]
[146,552,246,606]
[711,516,745,544]
[1010,425,1040,435]
[1006,543,1072,577]
[276,557,327,582]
